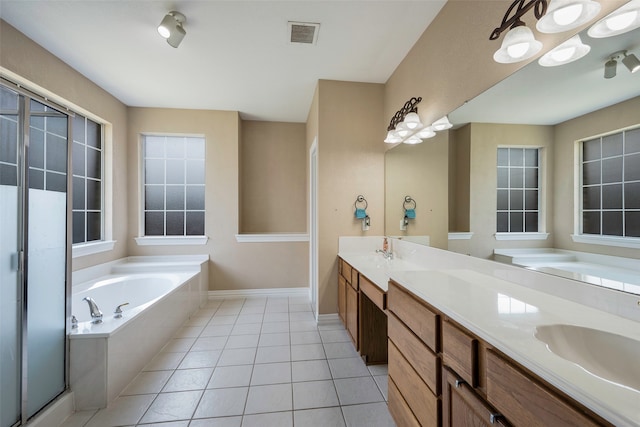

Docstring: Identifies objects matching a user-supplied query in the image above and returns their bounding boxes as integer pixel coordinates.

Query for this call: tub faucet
[83,297,103,324]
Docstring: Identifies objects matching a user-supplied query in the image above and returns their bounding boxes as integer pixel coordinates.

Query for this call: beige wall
[384,133,449,246]
[316,80,385,314]
[240,120,306,233]
[468,123,555,259]
[126,108,308,291]
[449,124,471,232]
[553,96,640,260]
[0,20,129,271]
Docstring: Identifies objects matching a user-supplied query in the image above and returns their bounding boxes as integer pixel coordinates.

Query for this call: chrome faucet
[376,249,394,259]
[83,297,103,323]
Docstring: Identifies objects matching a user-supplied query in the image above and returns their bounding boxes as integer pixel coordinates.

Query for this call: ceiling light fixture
[588,0,640,38]
[384,97,446,144]
[158,11,187,48]
[538,34,590,66]
[536,0,601,33]
[490,0,547,63]
[622,51,640,73]
[604,57,618,79]
[603,50,640,78]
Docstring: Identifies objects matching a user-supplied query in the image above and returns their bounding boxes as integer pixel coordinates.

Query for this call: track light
[158,11,186,48]
[604,50,640,79]
[622,52,640,74]
[604,58,617,79]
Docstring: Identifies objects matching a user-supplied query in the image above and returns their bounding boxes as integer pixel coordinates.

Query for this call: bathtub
[69,256,208,410]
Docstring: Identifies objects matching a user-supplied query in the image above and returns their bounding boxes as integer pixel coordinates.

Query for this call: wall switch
[400,219,407,231]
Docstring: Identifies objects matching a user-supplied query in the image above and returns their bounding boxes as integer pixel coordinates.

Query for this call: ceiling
[0,0,446,123]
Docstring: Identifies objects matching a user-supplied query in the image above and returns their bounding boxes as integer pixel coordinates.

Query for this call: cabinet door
[338,274,347,324]
[346,283,358,348]
[442,367,509,427]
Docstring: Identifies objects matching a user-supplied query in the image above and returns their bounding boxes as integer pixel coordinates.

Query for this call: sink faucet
[83,297,103,324]
[376,237,393,259]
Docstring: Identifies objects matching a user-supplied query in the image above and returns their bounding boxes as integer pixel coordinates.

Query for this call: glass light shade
[395,122,412,138]
[404,136,422,145]
[493,26,543,63]
[536,0,601,33]
[384,130,403,144]
[403,112,423,130]
[538,35,590,67]
[417,127,436,139]
[622,53,640,73]
[588,0,640,38]
[158,14,175,39]
[431,116,453,131]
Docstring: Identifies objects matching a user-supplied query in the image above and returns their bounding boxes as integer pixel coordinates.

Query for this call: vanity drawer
[442,319,478,388]
[359,275,385,311]
[486,350,607,427]
[340,259,352,283]
[388,281,440,352]
[389,340,440,427]
[388,376,421,427]
[350,268,359,290]
[388,312,439,395]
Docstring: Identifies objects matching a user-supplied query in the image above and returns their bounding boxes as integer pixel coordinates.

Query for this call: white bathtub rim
[70,271,197,339]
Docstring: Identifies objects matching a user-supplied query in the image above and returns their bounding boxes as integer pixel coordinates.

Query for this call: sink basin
[534,324,640,392]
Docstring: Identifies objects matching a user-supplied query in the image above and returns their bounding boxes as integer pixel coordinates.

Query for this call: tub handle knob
[114,303,130,318]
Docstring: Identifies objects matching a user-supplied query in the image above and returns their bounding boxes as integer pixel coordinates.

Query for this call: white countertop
[389,269,640,427]
[338,252,425,292]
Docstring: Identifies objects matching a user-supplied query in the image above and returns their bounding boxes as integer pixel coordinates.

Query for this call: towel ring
[354,195,368,210]
[403,196,416,211]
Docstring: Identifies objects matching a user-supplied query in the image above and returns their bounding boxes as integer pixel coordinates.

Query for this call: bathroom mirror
[385,22,640,294]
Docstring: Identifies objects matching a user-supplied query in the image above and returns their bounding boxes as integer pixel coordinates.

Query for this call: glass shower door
[0,83,22,427]
[25,99,67,418]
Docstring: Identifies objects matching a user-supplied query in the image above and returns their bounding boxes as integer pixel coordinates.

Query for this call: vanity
[338,237,640,427]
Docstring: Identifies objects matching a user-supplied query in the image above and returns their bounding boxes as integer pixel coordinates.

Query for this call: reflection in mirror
[385,20,640,294]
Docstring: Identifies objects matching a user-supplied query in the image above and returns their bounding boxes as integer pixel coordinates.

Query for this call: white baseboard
[27,391,74,427]
[208,287,309,299]
[317,313,340,325]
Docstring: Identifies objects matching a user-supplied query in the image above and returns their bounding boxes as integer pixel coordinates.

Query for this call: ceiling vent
[288,21,320,45]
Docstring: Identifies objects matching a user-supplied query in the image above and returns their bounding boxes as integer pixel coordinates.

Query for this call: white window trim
[135,236,209,246]
[72,240,116,257]
[571,234,640,249]
[495,232,549,241]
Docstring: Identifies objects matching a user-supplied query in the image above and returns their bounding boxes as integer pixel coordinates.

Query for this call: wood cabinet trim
[359,274,386,311]
[442,319,478,388]
[388,281,440,352]
[388,376,422,427]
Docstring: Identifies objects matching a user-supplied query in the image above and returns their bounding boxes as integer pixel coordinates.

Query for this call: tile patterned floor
[62,296,395,427]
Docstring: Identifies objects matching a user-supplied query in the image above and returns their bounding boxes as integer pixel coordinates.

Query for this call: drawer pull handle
[489,413,503,424]
[455,379,466,388]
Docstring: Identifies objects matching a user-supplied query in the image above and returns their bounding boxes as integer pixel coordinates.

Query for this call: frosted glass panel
[27,189,66,417]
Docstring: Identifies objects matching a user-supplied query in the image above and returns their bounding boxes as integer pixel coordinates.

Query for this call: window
[496,147,540,233]
[142,135,205,237]
[580,127,640,238]
[72,114,103,244]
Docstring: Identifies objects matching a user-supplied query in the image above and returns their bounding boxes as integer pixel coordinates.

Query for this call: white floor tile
[185,316,211,327]
[241,411,293,427]
[263,312,289,322]
[294,407,346,427]
[250,362,292,385]
[289,312,316,322]
[201,324,233,337]
[191,336,228,352]
[258,332,290,347]
[209,315,238,325]
[260,321,289,334]
[328,357,370,379]
[178,350,221,369]
[193,387,248,418]
[225,334,259,349]
[236,313,264,324]
[188,416,242,427]
[244,384,293,414]
[320,329,352,343]
[121,370,173,395]
[239,306,265,315]
[161,338,195,353]
[207,365,253,389]
[59,410,97,427]
[85,394,155,426]
[374,374,389,401]
[368,364,388,376]
[231,323,262,335]
[255,345,290,364]
[144,352,186,371]
[137,421,189,427]
[289,320,318,332]
[323,342,358,360]
[341,402,396,427]
[289,303,312,312]
[264,304,289,314]
[334,377,384,405]
[217,347,257,366]
[215,307,242,316]
[292,380,339,410]
[291,343,326,361]
[290,331,322,345]
[162,368,213,392]
[292,360,332,382]
[174,325,204,338]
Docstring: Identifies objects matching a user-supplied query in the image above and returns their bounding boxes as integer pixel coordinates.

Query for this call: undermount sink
[534,324,640,392]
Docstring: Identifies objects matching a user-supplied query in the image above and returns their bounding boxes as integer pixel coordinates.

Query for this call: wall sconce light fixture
[384,97,451,144]
[354,195,370,231]
[588,0,640,38]
[158,11,187,48]
[538,34,590,67]
[604,50,640,79]
[490,0,600,64]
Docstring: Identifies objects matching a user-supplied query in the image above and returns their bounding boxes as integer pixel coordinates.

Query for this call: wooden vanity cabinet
[338,258,359,349]
[387,280,614,427]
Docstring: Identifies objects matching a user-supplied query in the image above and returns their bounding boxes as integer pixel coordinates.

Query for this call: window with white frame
[580,127,640,238]
[496,147,540,233]
[72,114,103,244]
[142,135,205,237]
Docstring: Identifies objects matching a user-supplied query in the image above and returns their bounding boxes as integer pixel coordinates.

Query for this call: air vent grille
[288,21,320,45]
